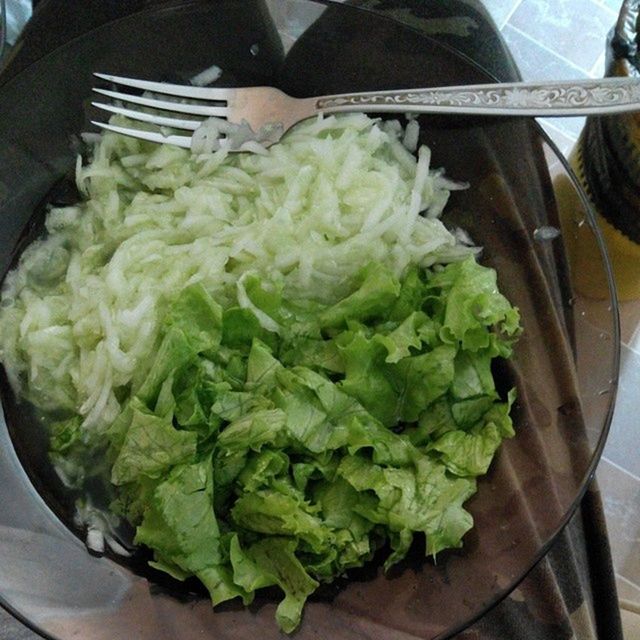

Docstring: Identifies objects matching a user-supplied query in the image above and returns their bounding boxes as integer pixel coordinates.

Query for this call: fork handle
[314,78,640,117]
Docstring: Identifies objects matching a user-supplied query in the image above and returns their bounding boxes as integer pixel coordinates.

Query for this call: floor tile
[480,0,522,28]
[602,345,640,478]
[590,52,606,78]
[623,299,640,352]
[543,115,586,140]
[539,120,578,156]
[509,0,617,72]
[597,458,640,585]
[539,115,583,144]
[501,24,587,80]
[617,573,640,606]
[598,0,623,12]
[500,24,589,140]
[620,606,640,639]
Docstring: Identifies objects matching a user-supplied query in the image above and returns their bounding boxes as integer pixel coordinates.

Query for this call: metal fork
[92,72,640,151]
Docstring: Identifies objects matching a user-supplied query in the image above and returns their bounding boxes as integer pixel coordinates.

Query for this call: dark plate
[0,1,619,639]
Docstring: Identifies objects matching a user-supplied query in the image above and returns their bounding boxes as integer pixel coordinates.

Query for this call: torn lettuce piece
[318,262,401,329]
[427,256,521,351]
[429,389,516,476]
[230,536,318,633]
[111,405,198,485]
[135,458,221,574]
[338,454,476,559]
[231,489,331,554]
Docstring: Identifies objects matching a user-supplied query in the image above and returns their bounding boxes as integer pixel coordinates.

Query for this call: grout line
[596,0,622,20]
[589,52,606,79]
[600,455,640,484]
[591,0,622,20]
[617,573,640,605]
[623,327,640,353]
[617,573,640,593]
[499,0,524,30]
[621,598,640,614]
[506,23,595,77]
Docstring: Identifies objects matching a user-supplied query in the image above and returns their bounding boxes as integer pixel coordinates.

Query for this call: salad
[0,113,520,633]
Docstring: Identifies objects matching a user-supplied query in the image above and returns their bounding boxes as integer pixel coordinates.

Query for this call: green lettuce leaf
[135,458,221,573]
[319,262,401,329]
[428,257,520,350]
[391,345,457,422]
[136,327,197,407]
[245,537,319,633]
[374,311,426,363]
[336,329,398,426]
[338,454,476,559]
[429,389,516,476]
[165,283,223,352]
[111,404,197,485]
[217,409,288,454]
[231,489,331,553]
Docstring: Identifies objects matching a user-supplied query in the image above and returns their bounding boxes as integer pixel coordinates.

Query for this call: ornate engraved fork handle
[315,78,640,117]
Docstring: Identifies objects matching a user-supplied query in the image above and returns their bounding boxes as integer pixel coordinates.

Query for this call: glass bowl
[0,0,5,63]
[0,1,619,639]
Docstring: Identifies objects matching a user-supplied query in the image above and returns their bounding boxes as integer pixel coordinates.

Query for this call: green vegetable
[231,536,319,633]
[111,405,198,484]
[0,114,521,633]
[135,459,221,574]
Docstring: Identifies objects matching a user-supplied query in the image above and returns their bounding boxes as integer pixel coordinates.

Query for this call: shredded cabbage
[0,114,476,429]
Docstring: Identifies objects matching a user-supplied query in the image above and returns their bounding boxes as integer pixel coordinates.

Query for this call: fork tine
[94,72,234,101]
[93,88,229,117]
[92,102,203,131]
[91,121,193,149]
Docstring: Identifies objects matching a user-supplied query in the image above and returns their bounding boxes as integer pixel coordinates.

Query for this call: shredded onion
[190,64,222,87]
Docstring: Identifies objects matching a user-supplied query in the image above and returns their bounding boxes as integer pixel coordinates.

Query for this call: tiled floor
[484,0,619,155]
[482,0,640,632]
